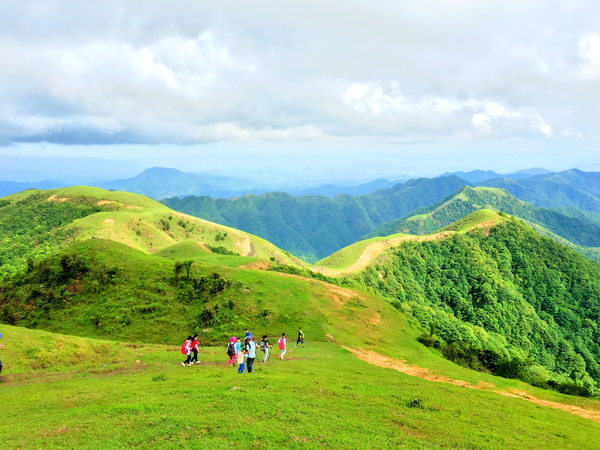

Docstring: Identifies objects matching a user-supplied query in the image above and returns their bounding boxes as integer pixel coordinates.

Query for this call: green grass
[440,209,506,233]
[2,187,600,447]
[1,326,599,449]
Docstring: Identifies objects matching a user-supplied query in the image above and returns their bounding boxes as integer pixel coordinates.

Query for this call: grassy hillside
[1,192,600,447]
[0,239,320,344]
[2,325,600,448]
[0,186,301,276]
[315,210,508,274]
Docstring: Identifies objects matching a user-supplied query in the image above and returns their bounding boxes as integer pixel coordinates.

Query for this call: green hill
[316,210,508,274]
[480,168,600,212]
[340,215,600,395]
[369,186,600,258]
[2,324,599,448]
[162,175,469,262]
[0,186,302,276]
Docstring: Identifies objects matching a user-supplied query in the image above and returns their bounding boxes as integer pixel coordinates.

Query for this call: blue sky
[1,1,599,181]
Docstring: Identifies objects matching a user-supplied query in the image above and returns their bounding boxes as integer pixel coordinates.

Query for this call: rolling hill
[480,168,600,213]
[316,211,600,396]
[0,186,302,276]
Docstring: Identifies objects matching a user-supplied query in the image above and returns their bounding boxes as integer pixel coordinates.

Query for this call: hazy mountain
[0,180,66,198]
[439,167,554,183]
[479,169,600,212]
[99,167,270,199]
[289,178,405,197]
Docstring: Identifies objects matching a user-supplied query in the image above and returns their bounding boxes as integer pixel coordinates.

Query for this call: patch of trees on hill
[0,193,113,276]
[351,218,600,395]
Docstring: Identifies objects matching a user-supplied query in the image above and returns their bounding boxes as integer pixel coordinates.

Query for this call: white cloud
[580,34,600,75]
[0,0,598,147]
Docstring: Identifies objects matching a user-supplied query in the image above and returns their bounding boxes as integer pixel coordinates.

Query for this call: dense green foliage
[480,168,600,213]
[162,176,468,262]
[0,192,112,276]
[370,186,600,256]
[352,218,600,394]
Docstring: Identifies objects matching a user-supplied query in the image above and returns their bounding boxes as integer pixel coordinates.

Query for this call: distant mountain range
[0,179,66,198]
[439,167,554,183]
[478,169,600,212]
[163,169,600,263]
[368,185,600,261]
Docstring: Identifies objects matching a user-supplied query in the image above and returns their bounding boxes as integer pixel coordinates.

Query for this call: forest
[351,218,600,395]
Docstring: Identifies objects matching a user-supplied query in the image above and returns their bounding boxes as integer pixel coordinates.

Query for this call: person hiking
[244,328,252,341]
[235,337,242,360]
[226,337,237,366]
[181,335,193,367]
[245,336,258,373]
[278,332,287,360]
[190,333,200,364]
[260,335,272,363]
[296,328,305,348]
[237,347,246,374]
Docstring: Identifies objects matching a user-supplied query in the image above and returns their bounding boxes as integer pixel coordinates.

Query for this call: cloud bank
[1,0,599,148]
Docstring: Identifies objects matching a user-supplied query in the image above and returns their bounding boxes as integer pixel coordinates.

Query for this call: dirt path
[347,348,600,424]
[313,232,454,276]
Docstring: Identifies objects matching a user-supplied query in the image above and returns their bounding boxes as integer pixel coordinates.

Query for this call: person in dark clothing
[296,328,305,347]
[190,333,200,364]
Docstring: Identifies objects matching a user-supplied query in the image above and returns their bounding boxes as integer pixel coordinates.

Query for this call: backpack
[260,340,266,351]
[278,337,285,349]
[180,341,188,355]
[226,342,236,356]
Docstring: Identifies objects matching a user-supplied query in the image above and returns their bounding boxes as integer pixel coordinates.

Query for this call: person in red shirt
[190,333,200,365]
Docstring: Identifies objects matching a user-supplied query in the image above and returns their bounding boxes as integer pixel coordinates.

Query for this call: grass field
[1,325,599,449]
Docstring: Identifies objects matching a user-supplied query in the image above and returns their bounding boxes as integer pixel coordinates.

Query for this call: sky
[0,1,599,182]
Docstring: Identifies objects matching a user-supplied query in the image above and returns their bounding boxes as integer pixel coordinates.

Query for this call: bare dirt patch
[196,241,212,253]
[241,260,274,270]
[325,284,358,306]
[47,195,69,203]
[314,232,455,277]
[103,218,115,224]
[367,315,381,326]
[347,348,600,424]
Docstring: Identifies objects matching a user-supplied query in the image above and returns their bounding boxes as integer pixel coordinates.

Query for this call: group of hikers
[181,327,305,374]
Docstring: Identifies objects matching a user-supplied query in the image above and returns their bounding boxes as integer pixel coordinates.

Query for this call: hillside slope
[1,324,599,448]
[0,186,301,275]
[480,168,600,212]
